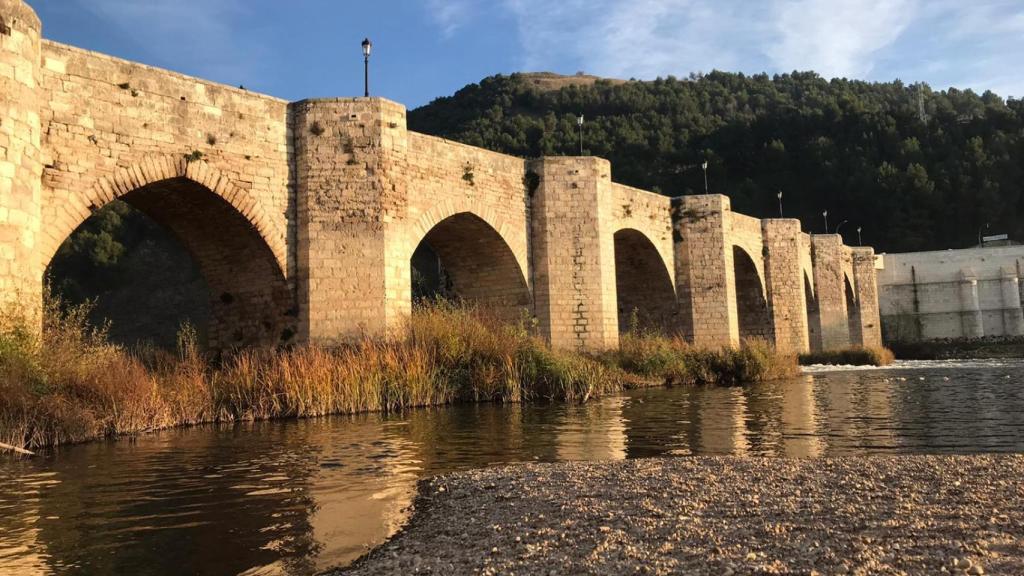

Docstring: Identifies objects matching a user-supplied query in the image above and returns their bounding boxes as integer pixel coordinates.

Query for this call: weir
[0,0,881,353]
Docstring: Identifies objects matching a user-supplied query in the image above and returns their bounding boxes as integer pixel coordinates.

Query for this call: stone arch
[845,273,860,344]
[733,245,772,341]
[731,239,767,298]
[408,200,529,282]
[409,210,531,318]
[805,271,822,352]
[613,228,678,334]
[40,155,288,273]
[41,156,294,350]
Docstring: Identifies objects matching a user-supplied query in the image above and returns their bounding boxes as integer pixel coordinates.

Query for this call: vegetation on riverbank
[1,299,797,451]
[606,332,798,385]
[799,346,896,367]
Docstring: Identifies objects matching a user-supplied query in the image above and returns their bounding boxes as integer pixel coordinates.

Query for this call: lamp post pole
[835,219,848,237]
[702,161,708,193]
[777,190,783,218]
[978,222,990,247]
[577,114,584,155]
[361,38,372,97]
[822,210,829,234]
[857,226,862,246]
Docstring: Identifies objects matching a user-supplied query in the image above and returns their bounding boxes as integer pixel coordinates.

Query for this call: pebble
[339,455,1024,576]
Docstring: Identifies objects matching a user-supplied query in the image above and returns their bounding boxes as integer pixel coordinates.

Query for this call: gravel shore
[339,455,1024,575]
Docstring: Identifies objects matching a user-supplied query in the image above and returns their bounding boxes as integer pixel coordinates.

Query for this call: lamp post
[577,114,584,155]
[857,226,862,246]
[822,210,829,234]
[361,38,372,97]
[978,222,990,247]
[702,161,709,193]
[777,190,783,218]
[835,219,849,237]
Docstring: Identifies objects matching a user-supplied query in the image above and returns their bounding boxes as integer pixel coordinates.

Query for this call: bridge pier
[292,98,411,344]
[811,235,852,350]
[672,195,739,348]
[530,157,619,351]
[762,219,810,353]
[851,247,883,347]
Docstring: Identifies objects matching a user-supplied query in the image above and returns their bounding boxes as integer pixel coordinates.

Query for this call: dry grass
[799,345,896,367]
[607,333,799,386]
[1,298,798,451]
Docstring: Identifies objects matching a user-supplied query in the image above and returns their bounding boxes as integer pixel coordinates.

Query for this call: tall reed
[1,297,797,450]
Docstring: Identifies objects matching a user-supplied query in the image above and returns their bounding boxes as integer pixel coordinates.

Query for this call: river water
[2,360,1023,575]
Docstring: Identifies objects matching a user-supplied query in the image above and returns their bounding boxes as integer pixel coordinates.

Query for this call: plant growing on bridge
[462,163,475,186]
[183,150,204,163]
[309,121,325,136]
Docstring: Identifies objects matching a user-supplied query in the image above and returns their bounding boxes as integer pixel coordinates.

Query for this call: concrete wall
[878,246,1024,342]
[0,0,882,353]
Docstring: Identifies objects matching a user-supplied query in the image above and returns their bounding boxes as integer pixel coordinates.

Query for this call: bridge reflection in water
[3,362,1024,575]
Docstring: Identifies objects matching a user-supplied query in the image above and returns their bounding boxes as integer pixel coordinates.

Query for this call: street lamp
[577,114,584,155]
[978,222,990,247]
[702,160,709,193]
[857,226,862,246]
[777,190,783,218]
[835,219,849,236]
[822,210,829,234]
[361,38,372,97]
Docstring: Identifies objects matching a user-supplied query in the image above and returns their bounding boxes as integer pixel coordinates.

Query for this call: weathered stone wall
[878,246,1024,341]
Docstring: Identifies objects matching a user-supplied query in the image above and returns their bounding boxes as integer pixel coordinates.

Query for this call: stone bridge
[0,0,881,352]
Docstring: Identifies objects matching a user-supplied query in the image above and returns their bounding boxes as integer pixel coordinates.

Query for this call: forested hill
[408,71,1024,253]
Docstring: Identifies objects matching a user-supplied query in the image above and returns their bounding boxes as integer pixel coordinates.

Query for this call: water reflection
[2,361,1024,575]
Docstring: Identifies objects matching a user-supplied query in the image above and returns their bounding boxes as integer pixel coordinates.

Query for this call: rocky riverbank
[340,455,1024,575]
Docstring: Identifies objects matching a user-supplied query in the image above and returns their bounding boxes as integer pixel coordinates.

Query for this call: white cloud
[766,0,917,78]
[73,0,257,83]
[428,0,474,38]
[502,0,772,78]
[496,0,1024,96]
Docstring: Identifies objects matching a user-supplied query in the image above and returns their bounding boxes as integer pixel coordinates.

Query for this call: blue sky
[27,0,1024,108]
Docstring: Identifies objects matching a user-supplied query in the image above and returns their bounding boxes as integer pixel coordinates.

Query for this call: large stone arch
[845,273,860,345]
[805,271,822,352]
[39,155,288,273]
[407,199,529,284]
[40,156,294,350]
[612,227,678,335]
[408,207,531,319]
[733,245,772,341]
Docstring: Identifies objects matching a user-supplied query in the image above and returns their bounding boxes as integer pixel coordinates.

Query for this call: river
[2,360,1023,575]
